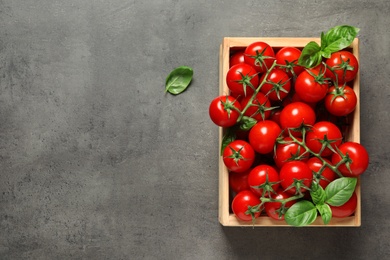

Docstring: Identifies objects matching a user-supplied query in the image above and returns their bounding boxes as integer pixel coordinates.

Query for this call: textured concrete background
[0,0,389,259]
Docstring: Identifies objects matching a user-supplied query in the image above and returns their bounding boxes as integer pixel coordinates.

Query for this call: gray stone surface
[0,0,389,259]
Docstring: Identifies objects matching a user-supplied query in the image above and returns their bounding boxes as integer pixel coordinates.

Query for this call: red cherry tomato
[275,47,304,77]
[325,85,357,116]
[248,165,280,197]
[279,102,316,137]
[226,63,259,97]
[259,69,291,101]
[305,121,342,157]
[331,142,369,177]
[325,51,359,85]
[249,120,282,154]
[279,161,313,195]
[244,42,276,73]
[295,64,329,103]
[209,95,241,127]
[223,140,255,173]
[232,190,261,221]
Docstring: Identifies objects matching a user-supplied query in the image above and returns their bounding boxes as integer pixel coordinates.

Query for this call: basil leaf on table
[285,200,317,227]
[325,177,357,206]
[165,66,194,95]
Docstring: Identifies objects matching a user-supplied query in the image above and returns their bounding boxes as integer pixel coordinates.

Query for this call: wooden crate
[218,37,361,227]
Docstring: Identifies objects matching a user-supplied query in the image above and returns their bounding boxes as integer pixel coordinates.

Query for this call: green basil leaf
[316,204,332,225]
[322,25,360,54]
[239,116,257,131]
[285,200,317,227]
[325,177,357,206]
[165,66,194,95]
[297,41,322,68]
[221,128,236,154]
[310,182,327,205]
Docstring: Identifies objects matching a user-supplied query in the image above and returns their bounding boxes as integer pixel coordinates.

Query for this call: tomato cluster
[209,41,369,225]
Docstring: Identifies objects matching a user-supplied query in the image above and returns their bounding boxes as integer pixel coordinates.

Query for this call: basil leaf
[221,128,236,154]
[297,41,322,68]
[322,25,360,54]
[165,66,194,95]
[310,182,327,205]
[285,200,317,227]
[316,204,332,225]
[239,116,257,131]
[325,177,357,206]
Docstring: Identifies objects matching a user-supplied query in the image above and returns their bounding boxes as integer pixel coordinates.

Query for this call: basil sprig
[285,177,357,226]
[165,66,194,95]
[298,25,360,68]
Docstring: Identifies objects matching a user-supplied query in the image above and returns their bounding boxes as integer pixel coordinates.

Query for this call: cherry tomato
[306,157,337,189]
[259,69,291,101]
[325,85,357,116]
[209,96,241,127]
[230,50,245,68]
[249,120,282,154]
[232,190,261,221]
[264,189,297,220]
[209,95,241,127]
[329,191,357,218]
[240,92,272,121]
[229,170,250,194]
[295,64,329,103]
[279,102,316,136]
[244,42,276,73]
[279,161,313,195]
[325,51,359,85]
[223,140,255,173]
[305,121,342,157]
[248,165,280,197]
[274,137,309,169]
[226,63,259,97]
[275,47,304,77]
[331,142,369,177]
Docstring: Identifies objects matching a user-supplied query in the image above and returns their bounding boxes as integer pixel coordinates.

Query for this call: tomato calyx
[220,96,241,118]
[234,71,258,96]
[327,85,349,104]
[224,145,247,166]
[283,178,312,196]
[312,133,341,156]
[247,48,275,72]
[278,59,299,78]
[306,64,329,85]
[245,204,263,224]
[249,171,281,198]
[264,77,291,101]
[247,100,279,121]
